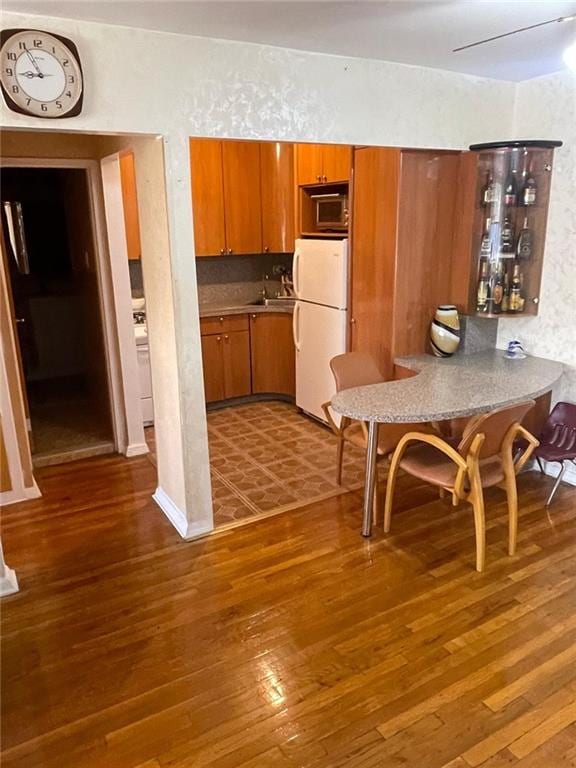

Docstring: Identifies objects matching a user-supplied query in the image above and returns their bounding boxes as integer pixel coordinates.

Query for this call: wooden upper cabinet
[222,141,262,255]
[119,152,142,261]
[322,144,352,183]
[296,143,325,185]
[249,312,295,396]
[189,138,226,257]
[260,142,295,253]
[296,143,351,186]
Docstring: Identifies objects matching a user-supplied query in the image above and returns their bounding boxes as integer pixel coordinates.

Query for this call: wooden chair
[322,352,433,522]
[383,400,539,572]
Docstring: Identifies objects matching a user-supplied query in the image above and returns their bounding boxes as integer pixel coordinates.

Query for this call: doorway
[1,166,114,467]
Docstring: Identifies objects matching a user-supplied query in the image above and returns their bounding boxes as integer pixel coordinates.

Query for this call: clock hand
[25,49,44,79]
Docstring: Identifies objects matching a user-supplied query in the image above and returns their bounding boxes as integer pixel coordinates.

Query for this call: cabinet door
[201,334,225,403]
[350,147,400,379]
[119,152,142,260]
[223,330,251,398]
[189,138,226,257]
[322,144,351,183]
[222,141,262,254]
[296,143,324,186]
[260,142,295,253]
[249,313,295,396]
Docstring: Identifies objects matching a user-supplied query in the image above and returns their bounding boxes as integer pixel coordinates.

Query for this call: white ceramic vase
[430,305,460,358]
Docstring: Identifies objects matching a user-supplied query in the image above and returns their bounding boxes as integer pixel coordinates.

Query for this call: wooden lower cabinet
[250,313,295,396]
[201,329,251,403]
[200,312,294,403]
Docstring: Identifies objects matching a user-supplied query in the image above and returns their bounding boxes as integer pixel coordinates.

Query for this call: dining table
[330,350,565,537]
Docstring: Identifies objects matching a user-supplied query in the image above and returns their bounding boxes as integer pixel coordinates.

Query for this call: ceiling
[5,0,576,81]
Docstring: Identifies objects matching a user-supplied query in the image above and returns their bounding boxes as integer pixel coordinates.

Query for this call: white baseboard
[537,458,576,486]
[126,442,149,457]
[152,486,213,540]
[0,566,19,597]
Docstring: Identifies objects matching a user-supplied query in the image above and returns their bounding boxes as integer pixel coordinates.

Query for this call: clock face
[0,29,83,118]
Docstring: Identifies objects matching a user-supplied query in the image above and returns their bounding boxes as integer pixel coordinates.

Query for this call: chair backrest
[540,402,576,452]
[457,400,535,459]
[330,352,385,393]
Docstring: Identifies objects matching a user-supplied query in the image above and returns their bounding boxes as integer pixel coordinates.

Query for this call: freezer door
[294,300,347,423]
[293,238,348,310]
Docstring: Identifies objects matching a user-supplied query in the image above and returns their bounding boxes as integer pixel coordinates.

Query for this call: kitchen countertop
[331,350,564,423]
[199,302,294,318]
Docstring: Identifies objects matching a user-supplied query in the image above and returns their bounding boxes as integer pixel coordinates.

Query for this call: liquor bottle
[500,216,515,254]
[504,168,518,207]
[491,265,504,314]
[480,217,492,257]
[509,264,523,312]
[521,170,537,206]
[481,173,495,207]
[516,216,533,258]
[501,268,510,313]
[476,260,489,313]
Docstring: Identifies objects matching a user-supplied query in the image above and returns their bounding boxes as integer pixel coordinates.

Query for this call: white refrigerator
[292,238,348,423]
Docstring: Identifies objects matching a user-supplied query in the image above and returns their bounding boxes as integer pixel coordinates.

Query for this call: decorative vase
[430,305,460,358]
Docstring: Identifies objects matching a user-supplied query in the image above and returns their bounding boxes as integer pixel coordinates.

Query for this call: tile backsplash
[196,252,293,306]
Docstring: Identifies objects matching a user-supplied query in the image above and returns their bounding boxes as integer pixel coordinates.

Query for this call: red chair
[533,402,576,506]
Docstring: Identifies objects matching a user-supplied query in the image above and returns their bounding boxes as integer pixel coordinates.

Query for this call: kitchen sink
[249,298,295,308]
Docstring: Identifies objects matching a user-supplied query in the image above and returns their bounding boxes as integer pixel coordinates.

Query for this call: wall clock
[0,28,83,118]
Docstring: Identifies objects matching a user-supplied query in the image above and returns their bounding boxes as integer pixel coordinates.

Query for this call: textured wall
[497,72,576,402]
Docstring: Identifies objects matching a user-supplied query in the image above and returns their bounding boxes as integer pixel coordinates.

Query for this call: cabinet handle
[220,248,225,255]
[316,175,322,182]
[227,248,233,254]
[350,318,356,324]
[263,246,269,253]
[224,335,229,340]
[219,316,224,322]
[532,297,540,305]
[251,314,257,319]
[216,336,222,342]
[323,175,327,182]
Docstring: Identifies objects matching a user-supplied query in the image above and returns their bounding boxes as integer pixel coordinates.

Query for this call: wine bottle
[504,168,518,207]
[501,268,510,313]
[476,260,489,313]
[480,217,492,257]
[492,265,504,314]
[516,216,533,259]
[500,216,515,255]
[509,264,523,312]
[521,171,537,206]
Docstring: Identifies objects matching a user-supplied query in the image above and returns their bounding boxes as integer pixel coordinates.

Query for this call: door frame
[0,157,129,455]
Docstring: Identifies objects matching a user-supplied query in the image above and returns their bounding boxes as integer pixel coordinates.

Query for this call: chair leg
[469,468,486,572]
[536,456,545,474]
[384,449,403,533]
[546,461,566,507]
[504,464,519,556]
[336,436,345,485]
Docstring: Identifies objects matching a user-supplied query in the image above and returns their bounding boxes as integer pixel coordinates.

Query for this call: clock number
[5,67,13,76]
[26,98,31,106]
[18,41,27,50]
[56,100,62,109]
[52,46,56,54]
[41,103,47,112]
[7,53,16,61]
[33,39,43,47]
[11,85,19,94]
[62,59,69,67]
[68,75,75,84]
[66,90,72,98]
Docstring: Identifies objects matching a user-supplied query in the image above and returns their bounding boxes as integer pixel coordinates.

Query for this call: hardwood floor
[1,454,575,767]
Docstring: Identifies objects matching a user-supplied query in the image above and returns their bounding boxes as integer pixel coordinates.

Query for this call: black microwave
[312,193,349,230]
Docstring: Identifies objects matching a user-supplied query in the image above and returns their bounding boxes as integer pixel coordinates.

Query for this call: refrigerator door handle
[292,302,301,352]
[292,249,301,297]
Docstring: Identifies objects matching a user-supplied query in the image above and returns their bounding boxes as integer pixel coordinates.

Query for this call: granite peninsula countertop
[331,351,564,423]
[199,302,294,318]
